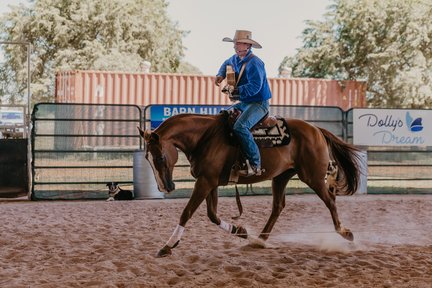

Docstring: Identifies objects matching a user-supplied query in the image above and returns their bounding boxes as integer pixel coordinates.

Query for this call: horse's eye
[155,155,165,164]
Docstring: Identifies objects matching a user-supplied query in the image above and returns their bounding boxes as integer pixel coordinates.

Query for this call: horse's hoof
[344,231,354,241]
[235,225,248,239]
[248,237,266,248]
[339,230,354,241]
[156,246,172,258]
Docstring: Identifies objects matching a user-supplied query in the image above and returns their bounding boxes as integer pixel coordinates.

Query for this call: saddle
[225,109,290,148]
[220,109,291,184]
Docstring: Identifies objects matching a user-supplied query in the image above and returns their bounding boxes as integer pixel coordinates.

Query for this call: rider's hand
[222,84,235,94]
[215,76,224,87]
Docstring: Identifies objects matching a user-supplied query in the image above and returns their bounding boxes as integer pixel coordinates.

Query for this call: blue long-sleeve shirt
[217,50,272,103]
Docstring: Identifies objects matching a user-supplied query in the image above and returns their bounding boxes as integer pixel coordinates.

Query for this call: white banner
[353,109,430,146]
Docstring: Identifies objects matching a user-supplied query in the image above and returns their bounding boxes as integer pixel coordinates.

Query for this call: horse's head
[138,127,177,193]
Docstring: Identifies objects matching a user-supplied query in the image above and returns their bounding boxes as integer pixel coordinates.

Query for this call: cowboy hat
[222,30,262,49]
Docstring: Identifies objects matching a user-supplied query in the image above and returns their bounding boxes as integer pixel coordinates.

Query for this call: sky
[1,0,332,77]
[166,0,331,77]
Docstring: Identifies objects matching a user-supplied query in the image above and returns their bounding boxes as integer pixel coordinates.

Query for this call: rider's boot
[239,160,263,177]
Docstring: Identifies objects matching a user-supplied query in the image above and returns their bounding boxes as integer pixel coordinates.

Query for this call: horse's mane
[154,113,228,149]
[154,113,216,132]
[195,113,228,148]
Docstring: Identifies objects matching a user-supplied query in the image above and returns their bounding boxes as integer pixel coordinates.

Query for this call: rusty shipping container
[55,70,366,110]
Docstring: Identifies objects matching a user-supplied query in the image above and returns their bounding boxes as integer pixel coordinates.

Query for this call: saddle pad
[252,117,290,147]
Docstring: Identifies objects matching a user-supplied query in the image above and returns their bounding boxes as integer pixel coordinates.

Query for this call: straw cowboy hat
[222,30,262,49]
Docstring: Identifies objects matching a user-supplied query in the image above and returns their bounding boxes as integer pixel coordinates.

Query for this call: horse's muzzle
[160,181,175,193]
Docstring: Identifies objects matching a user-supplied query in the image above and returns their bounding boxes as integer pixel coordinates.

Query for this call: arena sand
[1,194,431,287]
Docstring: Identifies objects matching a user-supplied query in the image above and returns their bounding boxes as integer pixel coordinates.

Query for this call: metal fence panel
[30,104,432,199]
[31,103,142,200]
[143,104,345,134]
[143,105,345,197]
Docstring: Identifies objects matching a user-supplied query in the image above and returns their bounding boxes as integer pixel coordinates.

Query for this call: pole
[26,43,32,199]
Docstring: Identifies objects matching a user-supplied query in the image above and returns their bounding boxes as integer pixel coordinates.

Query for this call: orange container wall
[55,70,366,110]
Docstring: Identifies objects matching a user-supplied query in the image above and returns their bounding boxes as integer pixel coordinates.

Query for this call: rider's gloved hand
[222,84,235,94]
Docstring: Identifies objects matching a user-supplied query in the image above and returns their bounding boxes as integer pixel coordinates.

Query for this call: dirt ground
[1,194,431,287]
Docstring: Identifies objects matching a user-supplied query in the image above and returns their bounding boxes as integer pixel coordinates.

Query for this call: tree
[280,0,432,108]
[176,62,202,75]
[0,0,200,104]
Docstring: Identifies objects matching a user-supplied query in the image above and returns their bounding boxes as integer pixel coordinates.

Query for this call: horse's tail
[319,128,362,195]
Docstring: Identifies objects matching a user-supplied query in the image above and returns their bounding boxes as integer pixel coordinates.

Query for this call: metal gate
[31,103,142,200]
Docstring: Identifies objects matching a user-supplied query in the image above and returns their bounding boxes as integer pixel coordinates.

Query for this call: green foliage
[176,62,202,75]
[281,0,432,108]
[0,0,198,104]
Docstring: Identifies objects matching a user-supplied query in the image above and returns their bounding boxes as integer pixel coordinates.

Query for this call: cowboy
[215,30,272,177]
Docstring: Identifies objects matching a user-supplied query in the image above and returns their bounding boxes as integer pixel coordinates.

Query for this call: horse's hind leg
[309,179,354,241]
[258,171,294,243]
[206,188,248,239]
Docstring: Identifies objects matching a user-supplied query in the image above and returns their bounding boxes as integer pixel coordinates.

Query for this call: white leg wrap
[218,219,233,233]
[166,224,185,248]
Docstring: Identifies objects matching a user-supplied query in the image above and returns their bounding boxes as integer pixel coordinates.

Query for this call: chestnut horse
[138,112,361,257]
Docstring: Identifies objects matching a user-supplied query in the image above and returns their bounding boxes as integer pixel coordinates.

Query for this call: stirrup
[239,160,262,177]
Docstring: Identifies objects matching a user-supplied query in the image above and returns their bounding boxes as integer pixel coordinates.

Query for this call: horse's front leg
[206,188,248,239]
[256,173,291,246]
[157,177,213,258]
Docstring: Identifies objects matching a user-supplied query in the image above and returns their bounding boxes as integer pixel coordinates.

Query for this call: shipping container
[55,70,366,110]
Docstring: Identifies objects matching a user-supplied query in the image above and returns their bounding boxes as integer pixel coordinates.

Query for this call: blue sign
[150,105,229,129]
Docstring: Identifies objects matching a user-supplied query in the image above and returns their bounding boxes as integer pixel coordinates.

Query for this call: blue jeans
[231,100,269,167]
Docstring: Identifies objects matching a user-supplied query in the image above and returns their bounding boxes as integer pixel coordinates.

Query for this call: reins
[232,185,243,220]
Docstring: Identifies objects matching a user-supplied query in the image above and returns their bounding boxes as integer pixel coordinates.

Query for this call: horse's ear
[137,126,159,142]
[144,130,153,141]
[137,126,145,138]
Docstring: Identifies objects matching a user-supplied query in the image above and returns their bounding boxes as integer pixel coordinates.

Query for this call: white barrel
[356,151,368,194]
[133,150,164,199]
